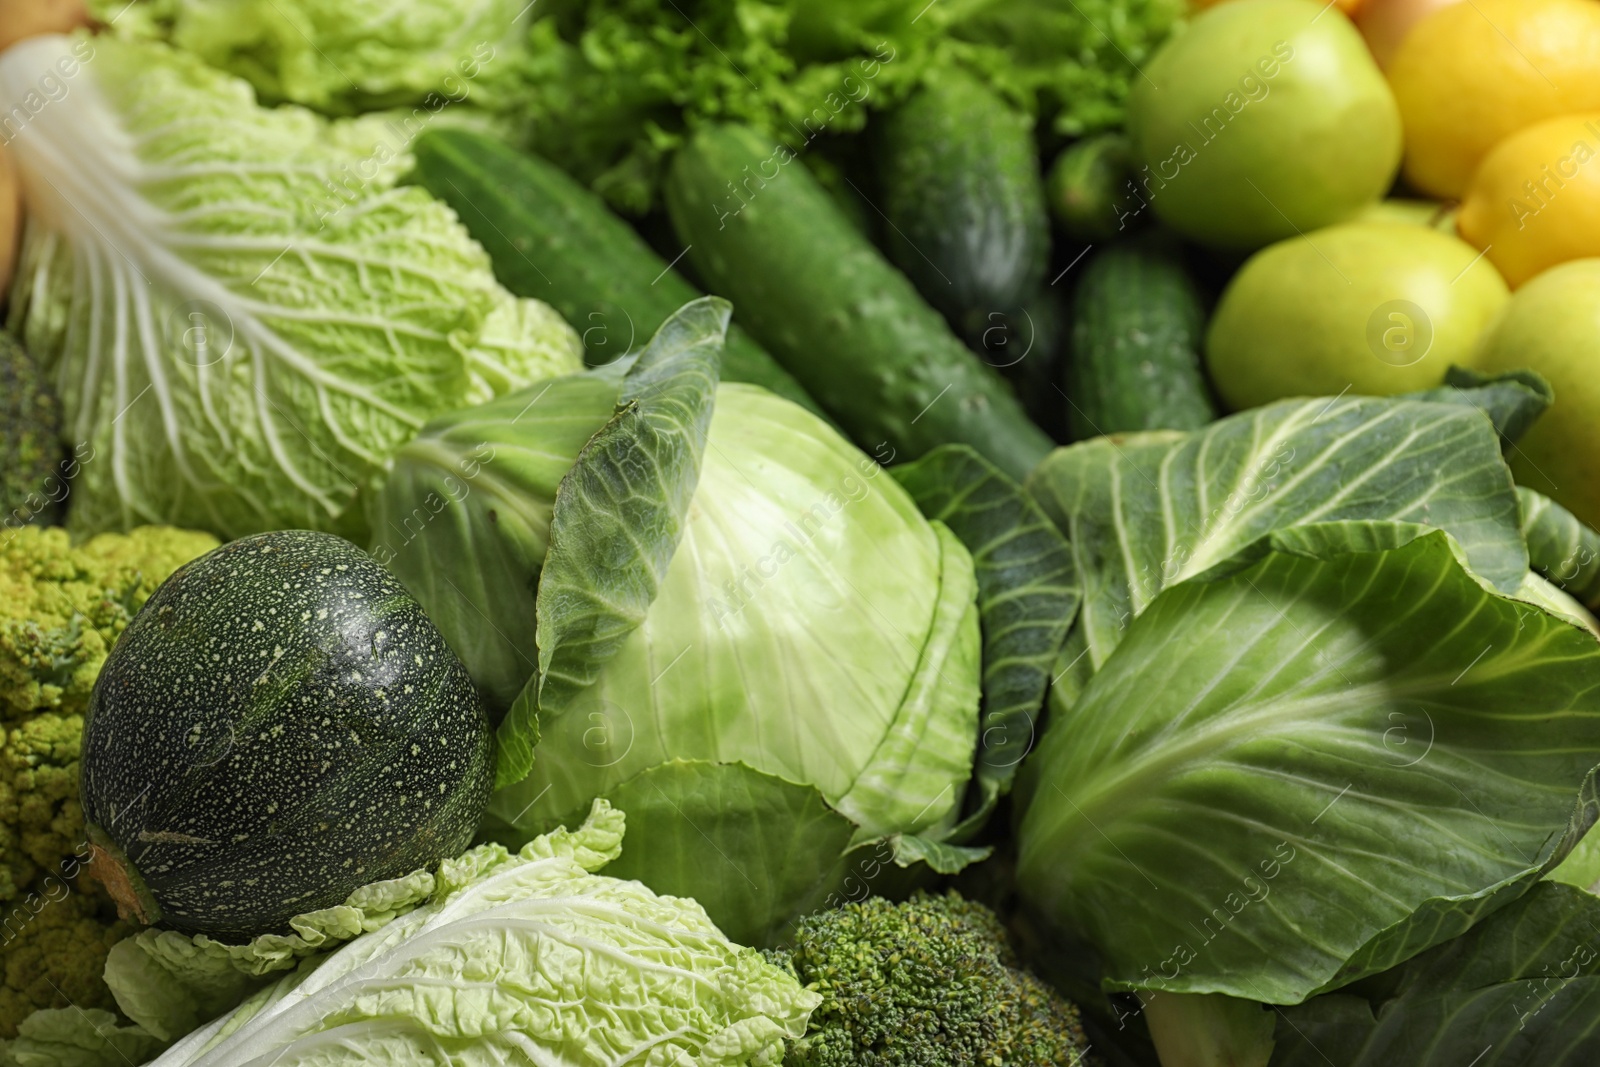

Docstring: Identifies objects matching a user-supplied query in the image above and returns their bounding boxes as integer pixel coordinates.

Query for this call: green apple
[1474,259,1600,529]
[1205,221,1510,408]
[1355,198,1457,233]
[1127,0,1402,250]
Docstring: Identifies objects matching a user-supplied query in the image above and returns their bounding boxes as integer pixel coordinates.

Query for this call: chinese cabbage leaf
[0,34,582,539]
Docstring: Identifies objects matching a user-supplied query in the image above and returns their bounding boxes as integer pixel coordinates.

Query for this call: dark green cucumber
[877,73,1049,342]
[1047,133,1141,242]
[410,129,824,417]
[665,124,1053,481]
[81,530,493,939]
[1064,233,1217,440]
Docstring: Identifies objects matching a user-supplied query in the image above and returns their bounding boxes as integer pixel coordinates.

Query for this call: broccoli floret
[0,525,220,719]
[775,891,1092,1067]
[0,887,133,1037]
[0,332,64,530]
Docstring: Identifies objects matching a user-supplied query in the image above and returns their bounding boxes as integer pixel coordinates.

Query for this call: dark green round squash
[80,529,493,940]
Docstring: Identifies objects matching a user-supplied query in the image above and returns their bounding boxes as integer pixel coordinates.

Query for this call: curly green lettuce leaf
[516,0,1182,213]
[1,34,581,540]
[145,799,817,1067]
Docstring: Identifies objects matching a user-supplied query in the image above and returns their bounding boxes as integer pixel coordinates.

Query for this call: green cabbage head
[372,304,983,944]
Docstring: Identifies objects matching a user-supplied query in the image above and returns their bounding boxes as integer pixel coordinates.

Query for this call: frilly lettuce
[86,0,532,114]
[145,799,817,1066]
[0,34,582,540]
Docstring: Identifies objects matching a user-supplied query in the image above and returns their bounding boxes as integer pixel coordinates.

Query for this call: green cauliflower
[0,525,218,1036]
[0,889,133,1038]
[775,891,1092,1067]
[0,526,220,720]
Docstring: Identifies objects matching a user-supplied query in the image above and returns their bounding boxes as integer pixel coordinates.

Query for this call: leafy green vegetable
[1017,521,1600,1004]
[1406,365,1554,449]
[87,0,530,114]
[1273,882,1600,1065]
[102,862,440,1041]
[531,297,725,717]
[376,304,984,944]
[490,381,982,941]
[1,34,582,540]
[136,800,819,1066]
[1520,487,1600,611]
[516,0,1183,213]
[0,1008,163,1067]
[1025,395,1528,680]
[891,445,1077,831]
[775,890,1091,1067]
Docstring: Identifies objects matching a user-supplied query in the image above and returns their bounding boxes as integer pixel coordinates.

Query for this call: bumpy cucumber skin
[878,75,1049,341]
[411,130,822,415]
[1065,234,1218,440]
[665,124,1052,481]
[81,530,492,939]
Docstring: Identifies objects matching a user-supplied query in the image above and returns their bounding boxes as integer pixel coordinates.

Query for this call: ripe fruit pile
[1133,0,1600,529]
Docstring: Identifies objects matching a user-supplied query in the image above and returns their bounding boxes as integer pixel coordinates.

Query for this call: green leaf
[371,372,621,713]
[3,36,581,539]
[893,444,1079,827]
[533,298,728,712]
[125,801,819,1066]
[1017,522,1600,1004]
[0,1009,164,1067]
[587,760,862,947]
[1407,365,1554,447]
[1025,396,1528,675]
[1273,882,1600,1065]
[1520,486,1600,611]
[886,833,992,875]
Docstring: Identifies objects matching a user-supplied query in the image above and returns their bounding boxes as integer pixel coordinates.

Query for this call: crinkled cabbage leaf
[86,0,531,114]
[139,800,816,1066]
[0,34,581,539]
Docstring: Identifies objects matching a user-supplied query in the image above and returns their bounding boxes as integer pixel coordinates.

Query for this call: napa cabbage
[0,33,582,540]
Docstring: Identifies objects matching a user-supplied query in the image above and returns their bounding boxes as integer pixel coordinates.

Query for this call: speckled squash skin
[79,530,493,940]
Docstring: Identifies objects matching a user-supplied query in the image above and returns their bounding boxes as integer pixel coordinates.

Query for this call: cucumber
[1047,133,1142,242]
[81,530,492,938]
[665,124,1053,481]
[876,73,1049,341]
[1064,233,1217,440]
[410,130,824,417]
[975,288,1067,436]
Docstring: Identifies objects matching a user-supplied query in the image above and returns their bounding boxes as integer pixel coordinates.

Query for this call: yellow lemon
[1388,0,1600,198]
[1474,259,1600,527]
[1459,113,1600,288]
